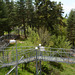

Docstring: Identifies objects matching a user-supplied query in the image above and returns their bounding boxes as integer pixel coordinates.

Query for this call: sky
[51,0,75,16]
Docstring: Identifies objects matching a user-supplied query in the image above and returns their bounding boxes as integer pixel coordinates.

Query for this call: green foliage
[0,1,8,35]
[27,27,41,45]
[33,0,64,34]
[53,24,67,36]
[15,0,34,38]
[51,35,72,49]
[67,9,75,47]
[38,27,52,46]
[18,67,33,75]
[49,62,64,71]
[0,0,16,35]
[6,1,16,32]
[41,61,61,75]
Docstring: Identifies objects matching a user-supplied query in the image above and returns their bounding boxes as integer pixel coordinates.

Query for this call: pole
[40,51,41,75]
[6,56,24,75]
[16,41,18,75]
[40,60,41,75]
[39,44,42,75]
[36,49,38,75]
[2,48,4,64]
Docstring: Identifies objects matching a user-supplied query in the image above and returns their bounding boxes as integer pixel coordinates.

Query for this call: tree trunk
[0,30,4,36]
[8,31,10,39]
[8,31,10,35]
[73,39,75,49]
[23,17,27,38]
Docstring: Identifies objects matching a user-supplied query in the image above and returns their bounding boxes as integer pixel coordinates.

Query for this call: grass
[60,63,75,75]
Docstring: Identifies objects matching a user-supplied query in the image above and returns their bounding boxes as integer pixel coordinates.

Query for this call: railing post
[16,41,18,75]
[6,56,24,75]
[2,48,4,64]
[7,50,8,62]
[39,44,45,75]
[39,44,41,75]
[35,47,38,75]
[39,58,41,75]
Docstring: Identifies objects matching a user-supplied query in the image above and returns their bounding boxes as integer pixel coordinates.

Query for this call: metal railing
[0,36,75,75]
[0,34,18,52]
[0,46,75,66]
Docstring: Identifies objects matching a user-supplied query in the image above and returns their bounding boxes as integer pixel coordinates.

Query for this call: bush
[51,35,72,49]
[28,27,41,46]
[38,27,53,46]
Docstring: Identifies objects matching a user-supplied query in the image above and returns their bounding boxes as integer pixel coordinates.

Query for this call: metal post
[40,59,41,75]
[6,56,24,75]
[12,47,14,61]
[39,44,42,75]
[35,47,38,75]
[7,50,8,62]
[39,44,45,75]
[16,65,18,75]
[16,41,18,75]
[2,48,4,64]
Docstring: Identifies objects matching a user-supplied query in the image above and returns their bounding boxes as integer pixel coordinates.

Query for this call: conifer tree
[67,9,75,48]
[5,0,15,34]
[33,0,64,35]
[0,0,8,36]
[15,0,34,38]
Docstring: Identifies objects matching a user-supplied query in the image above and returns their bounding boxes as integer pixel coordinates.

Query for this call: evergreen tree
[25,0,34,27]
[16,0,27,38]
[33,0,64,35]
[5,0,16,34]
[67,9,75,48]
[0,0,8,36]
[15,0,33,38]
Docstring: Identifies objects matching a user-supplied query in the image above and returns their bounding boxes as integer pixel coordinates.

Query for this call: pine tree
[33,0,64,34]
[5,0,16,34]
[0,0,8,36]
[15,0,33,38]
[15,0,27,38]
[67,9,75,48]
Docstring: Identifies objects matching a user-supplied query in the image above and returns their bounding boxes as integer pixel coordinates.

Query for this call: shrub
[51,35,72,49]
